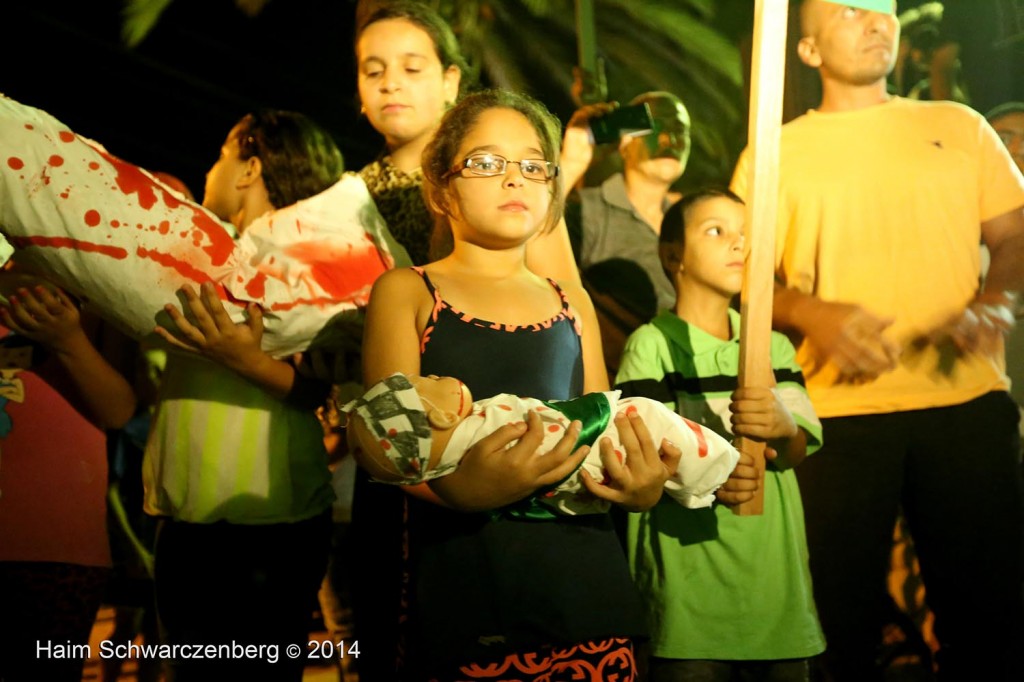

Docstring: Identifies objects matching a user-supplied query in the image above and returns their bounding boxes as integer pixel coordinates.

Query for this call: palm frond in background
[121,0,175,48]
[122,0,747,188]
[435,0,745,189]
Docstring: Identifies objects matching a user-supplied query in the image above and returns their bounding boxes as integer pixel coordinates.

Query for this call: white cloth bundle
[0,95,407,357]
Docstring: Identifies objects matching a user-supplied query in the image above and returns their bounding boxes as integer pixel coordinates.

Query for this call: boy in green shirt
[616,188,825,681]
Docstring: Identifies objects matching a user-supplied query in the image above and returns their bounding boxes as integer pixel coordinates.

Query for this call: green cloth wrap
[496,392,612,521]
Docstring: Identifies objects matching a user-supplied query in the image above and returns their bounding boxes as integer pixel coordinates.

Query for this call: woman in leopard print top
[353,2,579,277]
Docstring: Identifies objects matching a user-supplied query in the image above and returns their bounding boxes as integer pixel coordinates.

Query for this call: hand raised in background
[800,300,900,382]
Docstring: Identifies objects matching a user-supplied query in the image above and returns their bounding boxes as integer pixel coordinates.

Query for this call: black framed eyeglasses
[446,153,558,183]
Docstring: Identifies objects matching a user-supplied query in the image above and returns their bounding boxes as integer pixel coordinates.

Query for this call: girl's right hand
[429,410,587,512]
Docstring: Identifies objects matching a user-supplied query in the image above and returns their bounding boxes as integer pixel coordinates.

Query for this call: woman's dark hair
[421,89,565,249]
[355,0,470,97]
[235,110,344,208]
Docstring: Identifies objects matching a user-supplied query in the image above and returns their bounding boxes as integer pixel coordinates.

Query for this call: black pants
[153,512,332,681]
[797,392,1024,682]
[0,561,109,682]
[349,468,409,681]
[648,657,810,682]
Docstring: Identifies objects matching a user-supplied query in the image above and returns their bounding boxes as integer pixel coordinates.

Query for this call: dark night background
[5,1,1023,201]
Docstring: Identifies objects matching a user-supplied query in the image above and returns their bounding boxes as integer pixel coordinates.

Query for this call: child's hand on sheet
[581,409,682,512]
[155,282,267,375]
[429,410,588,512]
[714,448,761,506]
[0,284,86,354]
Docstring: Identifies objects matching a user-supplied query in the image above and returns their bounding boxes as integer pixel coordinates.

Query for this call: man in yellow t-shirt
[731,2,1024,681]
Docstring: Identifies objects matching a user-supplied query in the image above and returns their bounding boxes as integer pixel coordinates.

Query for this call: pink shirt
[0,328,111,567]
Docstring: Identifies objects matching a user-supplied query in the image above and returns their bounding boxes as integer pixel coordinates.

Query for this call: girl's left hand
[155,282,264,372]
[580,409,681,512]
[0,285,86,353]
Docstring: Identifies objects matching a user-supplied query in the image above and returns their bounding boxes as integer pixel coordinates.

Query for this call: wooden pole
[574,0,607,104]
[732,0,789,516]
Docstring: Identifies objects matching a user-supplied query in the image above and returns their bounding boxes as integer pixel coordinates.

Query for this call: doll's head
[340,372,472,483]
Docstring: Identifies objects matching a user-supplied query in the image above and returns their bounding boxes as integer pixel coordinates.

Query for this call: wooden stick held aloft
[733,0,789,516]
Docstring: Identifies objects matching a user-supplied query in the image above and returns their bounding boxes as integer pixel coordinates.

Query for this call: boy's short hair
[660,187,745,250]
[658,188,744,287]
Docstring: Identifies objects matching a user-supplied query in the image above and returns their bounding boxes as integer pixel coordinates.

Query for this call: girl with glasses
[359,88,680,681]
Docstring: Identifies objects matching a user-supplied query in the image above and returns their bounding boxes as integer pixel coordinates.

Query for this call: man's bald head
[800,0,824,39]
[796,0,899,85]
[800,0,898,38]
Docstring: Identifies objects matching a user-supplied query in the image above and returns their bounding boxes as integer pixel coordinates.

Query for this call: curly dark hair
[660,187,744,249]
[234,110,344,209]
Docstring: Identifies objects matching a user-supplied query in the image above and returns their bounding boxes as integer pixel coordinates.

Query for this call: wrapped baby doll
[341,372,740,516]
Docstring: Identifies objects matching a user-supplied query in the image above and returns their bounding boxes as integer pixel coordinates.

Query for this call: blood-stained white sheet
[0,95,407,357]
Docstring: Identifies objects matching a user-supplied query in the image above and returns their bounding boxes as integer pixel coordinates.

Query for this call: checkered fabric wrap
[341,373,433,480]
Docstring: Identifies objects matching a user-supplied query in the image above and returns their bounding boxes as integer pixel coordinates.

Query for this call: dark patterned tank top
[416,267,584,400]
[407,268,647,669]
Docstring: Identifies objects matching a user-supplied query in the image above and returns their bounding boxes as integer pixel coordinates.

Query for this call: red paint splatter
[111,220,120,228]
[135,247,211,285]
[283,241,390,300]
[23,124,34,131]
[10,236,128,260]
[188,210,235,266]
[94,148,233,266]
[59,131,75,143]
[84,210,101,227]
[7,157,24,170]
[158,221,170,235]
[683,419,709,457]
[88,162,100,171]
[60,192,69,199]
[547,424,561,433]
[48,155,64,167]
[162,191,184,210]
[245,272,267,299]
[95,148,160,210]
[267,296,365,312]
[498,404,512,411]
